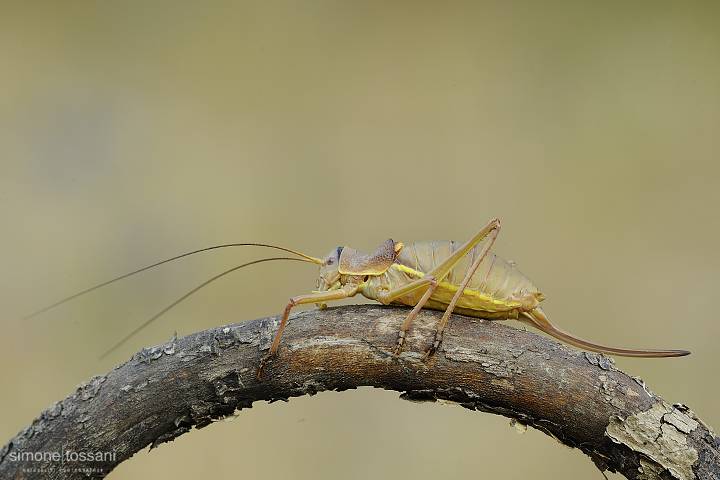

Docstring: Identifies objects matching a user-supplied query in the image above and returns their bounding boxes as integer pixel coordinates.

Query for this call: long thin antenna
[24,243,323,320]
[99,256,312,360]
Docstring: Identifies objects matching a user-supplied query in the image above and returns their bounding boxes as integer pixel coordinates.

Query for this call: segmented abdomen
[371,240,544,320]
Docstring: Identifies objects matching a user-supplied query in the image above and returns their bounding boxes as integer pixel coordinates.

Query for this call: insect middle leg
[391,275,438,358]
[383,218,501,357]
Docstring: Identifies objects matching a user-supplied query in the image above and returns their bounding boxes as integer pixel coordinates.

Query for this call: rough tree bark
[1,305,718,480]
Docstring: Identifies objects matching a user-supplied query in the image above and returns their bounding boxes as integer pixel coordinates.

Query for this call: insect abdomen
[391,240,543,318]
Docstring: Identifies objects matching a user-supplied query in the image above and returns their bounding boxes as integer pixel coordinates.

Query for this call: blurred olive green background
[1,1,718,479]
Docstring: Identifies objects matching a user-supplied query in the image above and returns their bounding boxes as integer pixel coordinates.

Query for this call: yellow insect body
[361,241,543,321]
[268,218,688,376]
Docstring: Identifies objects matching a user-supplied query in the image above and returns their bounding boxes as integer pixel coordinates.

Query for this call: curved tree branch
[1,305,718,479]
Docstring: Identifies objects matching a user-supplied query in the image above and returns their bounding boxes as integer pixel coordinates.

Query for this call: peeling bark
[607,402,698,479]
[1,305,718,479]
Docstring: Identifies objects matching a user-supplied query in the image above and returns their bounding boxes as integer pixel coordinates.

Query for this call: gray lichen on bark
[606,401,701,480]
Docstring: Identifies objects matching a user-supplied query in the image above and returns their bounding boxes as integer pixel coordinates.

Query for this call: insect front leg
[257,284,357,378]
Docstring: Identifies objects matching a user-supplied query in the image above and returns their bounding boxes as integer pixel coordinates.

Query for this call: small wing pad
[338,239,403,276]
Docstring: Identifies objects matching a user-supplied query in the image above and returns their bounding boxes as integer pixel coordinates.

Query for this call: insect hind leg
[423,219,501,360]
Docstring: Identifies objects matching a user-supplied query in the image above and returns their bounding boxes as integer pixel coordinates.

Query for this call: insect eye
[327,258,335,265]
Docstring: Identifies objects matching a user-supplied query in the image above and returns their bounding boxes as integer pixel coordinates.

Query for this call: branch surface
[1,305,717,480]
